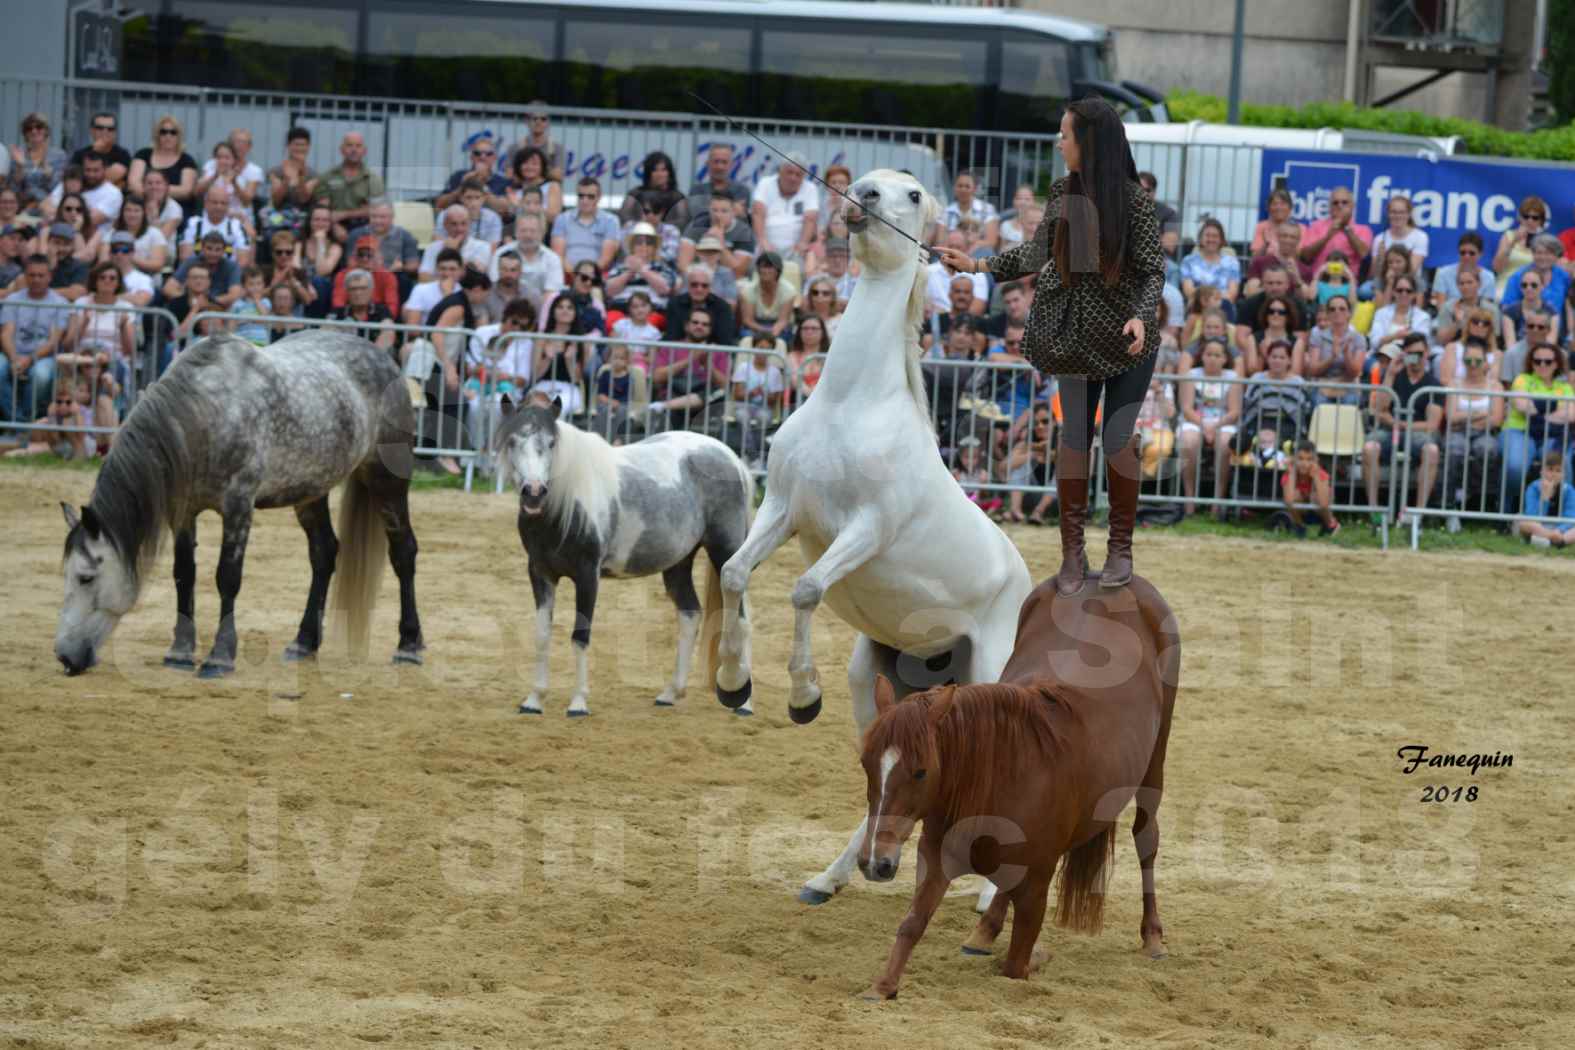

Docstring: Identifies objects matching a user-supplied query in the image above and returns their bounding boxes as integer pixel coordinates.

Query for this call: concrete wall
[14,0,72,81]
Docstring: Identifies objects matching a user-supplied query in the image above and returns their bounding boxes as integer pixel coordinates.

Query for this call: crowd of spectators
[3,104,1573,539]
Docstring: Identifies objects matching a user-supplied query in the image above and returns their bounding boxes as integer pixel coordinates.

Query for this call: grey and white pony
[495,396,753,717]
[56,330,425,677]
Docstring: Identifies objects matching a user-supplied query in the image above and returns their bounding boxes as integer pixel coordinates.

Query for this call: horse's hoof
[960,946,993,957]
[732,706,754,718]
[518,705,542,716]
[392,648,424,666]
[654,698,676,708]
[797,885,834,906]
[788,695,822,725]
[566,709,590,719]
[715,677,752,709]
[282,644,316,664]
[196,662,233,679]
[162,655,195,671]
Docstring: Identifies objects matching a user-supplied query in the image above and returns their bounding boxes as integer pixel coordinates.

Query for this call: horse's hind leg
[656,552,701,708]
[373,472,424,663]
[198,496,253,679]
[1134,694,1177,958]
[284,497,337,662]
[163,521,198,670]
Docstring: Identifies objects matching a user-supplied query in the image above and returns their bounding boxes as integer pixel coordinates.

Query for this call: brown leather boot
[1054,444,1091,597]
[1100,435,1141,588]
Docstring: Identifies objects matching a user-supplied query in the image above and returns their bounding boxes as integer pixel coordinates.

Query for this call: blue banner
[1259,149,1575,269]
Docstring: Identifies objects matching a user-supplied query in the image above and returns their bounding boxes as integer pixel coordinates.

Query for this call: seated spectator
[692,236,739,305]
[1361,333,1443,525]
[266,282,305,341]
[510,102,565,183]
[997,184,1038,251]
[1363,245,1426,308]
[487,212,564,308]
[167,263,226,348]
[458,177,504,248]
[0,255,69,423]
[400,248,459,325]
[678,188,753,278]
[1367,276,1432,355]
[1501,235,1571,317]
[1497,307,1551,382]
[47,154,121,236]
[264,228,317,314]
[1514,450,1575,548]
[813,164,854,241]
[10,113,67,211]
[1245,294,1306,378]
[1369,195,1428,277]
[686,143,751,221]
[565,261,608,333]
[605,223,677,312]
[106,231,155,307]
[264,127,318,235]
[943,171,998,249]
[1234,339,1312,486]
[46,223,88,301]
[951,437,1002,518]
[346,199,422,290]
[66,262,137,389]
[229,266,273,346]
[623,191,682,266]
[485,252,528,323]
[751,154,819,265]
[318,132,384,240]
[1278,439,1339,537]
[1492,195,1548,299]
[930,275,981,352]
[799,273,840,340]
[738,251,797,342]
[1500,272,1558,349]
[665,264,737,347]
[1251,187,1300,255]
[505,145,562,225]
[331,236,400,317]
[647,306,732,430]
[1244,222,1313,299]
[1311,251,1358,308]
[926,229,988,315]
[1235,263,1306,362]
[609,291,662,369]
[1003,403,1055,524]
[180,185,252,266]
[1440,339,1503,518]
[419,205,491,279]
[70,112,131,188]
[1431,232,1497,310]
[589,340,637,443]
[1183,298,1230,359]
[436,133,512,216]
[1180,219,1240,305]
[1434,268,1500,348]
[957,217,993,262]
[782,313,829,409]
[164,231,242,306]
[1177,337,1242,516]
[1500,342,1575,512]
[1299,186,1371,273]
[532,291,589,416]
[108,195,169,276]
[194,141,255,232]
[1303,294,1366,402]
[551,178,620,272]
[618,151,686,227]
[466,297,536,439]
[731,337,785,466]
[823,235,857,306]
[52,192,103,266]
[139,169,183,244]
[0,221,23,294]
[127,115,198,208]
[328,268,395,351]
[1138,171,1181,238]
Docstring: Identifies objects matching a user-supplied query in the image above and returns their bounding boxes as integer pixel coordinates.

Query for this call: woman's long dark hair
[1055,97,1139,288]
[545,291,590,337]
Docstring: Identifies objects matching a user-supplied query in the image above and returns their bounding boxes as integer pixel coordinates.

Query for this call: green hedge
[1551,0,1575,125]
[1165,90,1575,162]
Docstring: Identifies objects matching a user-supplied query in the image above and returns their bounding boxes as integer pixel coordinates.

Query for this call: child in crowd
[231,266,272,345]
[6,371,117,460]
[1135,376,1176,480]
[952,436,1003,518]
[731,336,785,467]
[609,291,661,369]
[1279,439,1340,538]
[1515,450,1575,548]
[591,342,635,444]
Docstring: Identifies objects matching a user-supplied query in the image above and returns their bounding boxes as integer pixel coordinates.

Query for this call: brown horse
[854,573,1180,1000]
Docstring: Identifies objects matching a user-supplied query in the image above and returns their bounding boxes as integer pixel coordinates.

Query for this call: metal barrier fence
[1,299,177,452]
[1397,385,1575,549]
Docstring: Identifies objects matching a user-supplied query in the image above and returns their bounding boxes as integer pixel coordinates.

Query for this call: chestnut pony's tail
[1055,824,1116,933]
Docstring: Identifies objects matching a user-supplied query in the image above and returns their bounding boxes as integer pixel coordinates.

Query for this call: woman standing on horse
[935,97,1166,594]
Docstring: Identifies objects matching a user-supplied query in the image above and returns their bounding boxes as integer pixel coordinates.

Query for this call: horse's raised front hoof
[788,695,822,725]
[282,643,316,664]
[196,661,234,680]
[715,676,752,709]
[797,885,834,906]
[163,654,195,671]
[392,647,424,666]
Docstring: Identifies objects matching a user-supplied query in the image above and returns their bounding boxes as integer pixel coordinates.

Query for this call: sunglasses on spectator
[688,280,710,288]
[61,204,82,212]
[1267,307,1288,315]
[810,289,833,297]
[1526,323,1551,331]
[1532,356,1557,365]
[92,123,115,132]
[577,192,597,200]
[158,127,178,136]
[1464,356,1485,366]
[1459,247,1479,255]
[1522,212,1545,221]
[23,122,45,132]
[1469,318,1490,325]
[472,149,494,157]
[1394,285,1414,293]
[111,244,133,254]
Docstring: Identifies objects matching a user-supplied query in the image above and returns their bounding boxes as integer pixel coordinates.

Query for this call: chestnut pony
[855,573,1180,1000]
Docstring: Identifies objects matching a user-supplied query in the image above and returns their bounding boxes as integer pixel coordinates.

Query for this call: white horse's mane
[546,418,621,533]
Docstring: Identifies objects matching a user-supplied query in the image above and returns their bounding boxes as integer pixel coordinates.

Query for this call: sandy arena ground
[1,464,1572,1049]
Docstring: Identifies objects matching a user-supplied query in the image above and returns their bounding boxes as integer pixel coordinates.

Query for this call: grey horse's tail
[332,475,388,659]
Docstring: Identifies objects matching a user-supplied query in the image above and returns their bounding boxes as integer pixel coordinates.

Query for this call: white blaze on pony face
[845,170,940,275]
[55,503,138,675]
[859,744,926,882]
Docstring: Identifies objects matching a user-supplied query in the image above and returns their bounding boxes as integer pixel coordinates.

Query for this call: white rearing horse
[716,169,1033,905]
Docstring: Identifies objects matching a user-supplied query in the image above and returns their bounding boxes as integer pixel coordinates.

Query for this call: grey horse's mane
[84,338,222,584]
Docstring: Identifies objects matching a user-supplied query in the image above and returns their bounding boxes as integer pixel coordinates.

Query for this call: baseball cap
[695,236,725,253]
[49,221,77,240]
[824,236,850,254]
[109,230,135,246]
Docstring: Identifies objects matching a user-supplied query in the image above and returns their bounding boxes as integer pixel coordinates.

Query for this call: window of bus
[562,19,749,113]
[148,1,356,93]
[757,28,989,130]
[364,6,553,103]
[998,40,1073,134]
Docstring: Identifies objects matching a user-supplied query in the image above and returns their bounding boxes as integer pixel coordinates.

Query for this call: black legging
[1057,353,1158,478]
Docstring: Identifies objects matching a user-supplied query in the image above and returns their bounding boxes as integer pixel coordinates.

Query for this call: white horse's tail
[331,476,387,659]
